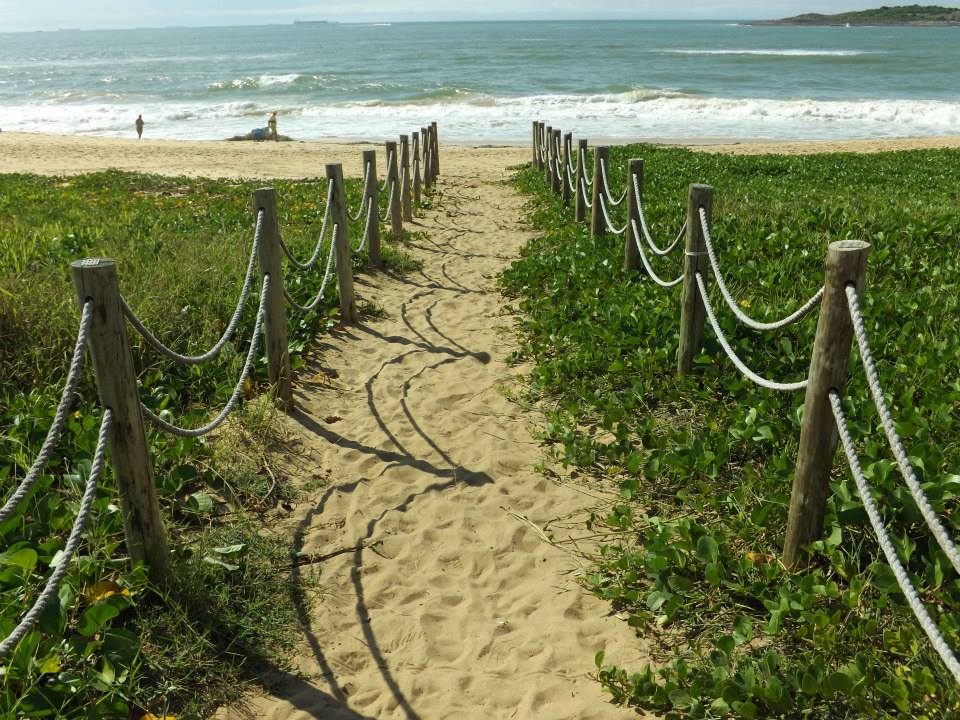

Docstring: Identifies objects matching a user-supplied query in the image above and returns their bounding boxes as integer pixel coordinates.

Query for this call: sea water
[0,21,958,141]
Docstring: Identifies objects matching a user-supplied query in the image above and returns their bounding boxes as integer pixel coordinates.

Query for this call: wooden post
[412,131,422,206]
[624,159,644,272]
[71,259,170,584]
[400,135,413,222]
[783,240,870,568]
[550,129,562,195]
[430,121,439,178]
[252,188,293,409]
[590,146,609,238]
[385,140,403,241]
[421,126,432,189]
[536,122,546,171]
[561,132,573,204]
[362,149,382,268]
[533,120,540,167]
[575,139,588,222]
[543,125,553,185]
[677,184,713,376]
[326,164,359,323]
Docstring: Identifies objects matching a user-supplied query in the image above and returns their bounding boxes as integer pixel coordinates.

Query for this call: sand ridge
[207,150,650,718]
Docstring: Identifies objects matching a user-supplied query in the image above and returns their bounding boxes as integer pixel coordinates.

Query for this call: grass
[504,146,960,718]
[0,170,419,717]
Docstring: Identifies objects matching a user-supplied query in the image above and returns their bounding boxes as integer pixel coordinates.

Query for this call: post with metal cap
[533,120,541,167]
[421,126,433,189]
[783,240,870,569]
[362,149,382,268]
[400,134,413,222]
[624,159,644,273]
[550,129,562,195]
[677,184,713,375]
[575,139,588,222]
[543,125,554,185]
[327,163,359,323]
[590,146,609,238]
[430,121,440,177]
[252,188,293,409]
[412,131,422,206]
[561,132,573,204]
[385,140,403,240]
[71,258,170,584]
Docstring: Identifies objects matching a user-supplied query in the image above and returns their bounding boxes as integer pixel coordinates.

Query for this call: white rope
[580,180,593,209]
[830,391,960,683]
[355,199,374,254]
[380,180,398,222]
[699,207,825,332]
[598,193,628,235]
[846,284,960,576]
[0,302,91,525]
[567,165,578,194]
[380,152,394,192]
[634,175,685,256]
[630,221,684,288]
[600,160,628,206]
[581,149,594,187]
[279,182,334,270]
[0,409,111,659]
[123,213,260,365]
[285,225,339,314]
[141,274,270,438]
[348,163,372,222]
[696,273,808,392]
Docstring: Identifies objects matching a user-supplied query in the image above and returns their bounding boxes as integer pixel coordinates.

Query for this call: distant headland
[755,4,960,26]
[293,20,329,25]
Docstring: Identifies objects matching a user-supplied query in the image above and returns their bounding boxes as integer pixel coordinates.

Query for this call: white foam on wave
[662,49,882,57]
[2,91,959,142]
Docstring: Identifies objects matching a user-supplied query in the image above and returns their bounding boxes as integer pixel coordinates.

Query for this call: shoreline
[1,131,959,179]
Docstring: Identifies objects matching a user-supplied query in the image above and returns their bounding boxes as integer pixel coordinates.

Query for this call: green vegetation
[505,147,960,718]
[759,4,960,25]
[0,171,414,717]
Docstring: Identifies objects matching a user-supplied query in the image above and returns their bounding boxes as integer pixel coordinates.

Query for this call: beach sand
[3,131,957,718]
[2,132,960,181]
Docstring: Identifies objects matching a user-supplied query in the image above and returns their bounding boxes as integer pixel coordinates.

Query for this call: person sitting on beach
[268,111,278,141]
[135,114,144,139]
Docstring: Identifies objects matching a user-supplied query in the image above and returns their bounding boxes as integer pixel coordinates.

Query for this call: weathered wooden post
[421,126,433,189]
[533,120,541,167]
[543,125,554,185]
[430,121,439,177]
[624,159,644,272]
[783,240,870,568]
[677,184,713,376]
[412,131,422,205]
[362,149,382,267]
[385,140,403,240]
[400,134,413,222]
[561,132,573,204]
[550,129,562,195]
[590,146,609,238]
[575,139,588,222]
[326,164,359,323]
[71,259,170,584]
[536,122,546,171]
[252,189,294,409]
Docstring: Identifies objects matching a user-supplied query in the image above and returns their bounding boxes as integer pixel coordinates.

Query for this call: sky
[0,1,942,32]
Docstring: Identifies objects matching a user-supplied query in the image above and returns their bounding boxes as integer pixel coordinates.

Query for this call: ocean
[1,21,958,142]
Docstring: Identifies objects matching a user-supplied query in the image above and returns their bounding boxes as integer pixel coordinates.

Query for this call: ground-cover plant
[0,170,416,717]
[504,146,960,718]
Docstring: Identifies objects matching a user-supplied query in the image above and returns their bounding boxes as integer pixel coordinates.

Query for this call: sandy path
[210,151,648,718]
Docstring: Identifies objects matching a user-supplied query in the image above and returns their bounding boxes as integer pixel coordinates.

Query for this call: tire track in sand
[216,149,651,720]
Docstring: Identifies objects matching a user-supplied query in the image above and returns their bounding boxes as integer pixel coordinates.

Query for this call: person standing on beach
[135,114,144,139]
[268,111,278,141]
